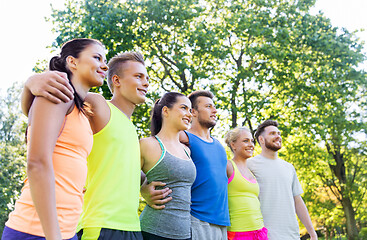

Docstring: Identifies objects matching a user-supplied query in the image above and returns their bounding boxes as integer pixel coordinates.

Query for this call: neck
[260,148,278,160]
[188,120,212,141]
[110,95,136,119]
[70,77,89,100]
[232,155,248,165]
[156,125,181,143]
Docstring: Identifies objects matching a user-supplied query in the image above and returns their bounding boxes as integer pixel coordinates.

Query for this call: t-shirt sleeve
[291,166,304,196]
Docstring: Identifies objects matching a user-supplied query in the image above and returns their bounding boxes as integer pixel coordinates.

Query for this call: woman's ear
[66,56,77,71]
[230,141,236,152]
[162,106,169,118]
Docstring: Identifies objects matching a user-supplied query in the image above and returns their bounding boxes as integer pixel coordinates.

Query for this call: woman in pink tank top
[2,39,108,240]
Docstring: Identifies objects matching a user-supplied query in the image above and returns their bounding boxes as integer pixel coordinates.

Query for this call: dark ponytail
[49,38,102,112]
[150,92,185,136]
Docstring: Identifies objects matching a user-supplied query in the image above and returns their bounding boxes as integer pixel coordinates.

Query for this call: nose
[101,62,108,71]
[187,110,193,118]
[142,76,149,88]
[212,106,217,113]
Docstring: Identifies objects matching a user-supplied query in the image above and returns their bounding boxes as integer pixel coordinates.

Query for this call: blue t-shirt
[186,131,230,226]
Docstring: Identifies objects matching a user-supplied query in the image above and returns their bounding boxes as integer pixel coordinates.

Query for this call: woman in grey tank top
[140,92,196,240]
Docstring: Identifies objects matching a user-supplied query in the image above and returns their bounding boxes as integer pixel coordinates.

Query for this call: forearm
[28,160,62,240]
[21,79,36,116]
[294,196,317,239]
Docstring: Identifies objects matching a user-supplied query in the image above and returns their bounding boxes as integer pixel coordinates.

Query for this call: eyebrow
[180,104,190,108]
[94,53,107,63]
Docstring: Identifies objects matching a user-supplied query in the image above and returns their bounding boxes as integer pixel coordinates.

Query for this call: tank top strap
[230,159,257,183]
[229,159,238,174]
[183,148,190,159]
[154,135,166,160]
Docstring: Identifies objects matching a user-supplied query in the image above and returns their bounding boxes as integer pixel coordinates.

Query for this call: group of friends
[1,38,318,240]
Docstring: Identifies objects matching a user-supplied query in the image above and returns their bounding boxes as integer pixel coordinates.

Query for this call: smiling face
[114,61,149,105]
[193,96,217,129]
[260,125,282,151]
[164,96,192,131]
[231,130,255,159]
[70,43,108,88]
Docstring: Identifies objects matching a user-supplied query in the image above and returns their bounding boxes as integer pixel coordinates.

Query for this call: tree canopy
[0,0,365,239]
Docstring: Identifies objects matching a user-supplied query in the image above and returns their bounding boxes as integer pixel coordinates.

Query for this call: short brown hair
[107,52,145,93]
[255,119,278,143]
[188,90,214,110]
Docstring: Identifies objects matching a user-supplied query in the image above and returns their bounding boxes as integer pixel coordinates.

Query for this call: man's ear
[258,135,264,146]
[66,56,77,71]
[111,75,120,88]
[191,108,198,118]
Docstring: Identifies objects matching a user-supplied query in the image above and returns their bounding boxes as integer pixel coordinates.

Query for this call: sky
[0,0,366,94]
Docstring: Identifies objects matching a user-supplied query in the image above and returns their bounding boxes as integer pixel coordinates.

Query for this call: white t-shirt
[247,155,303,240]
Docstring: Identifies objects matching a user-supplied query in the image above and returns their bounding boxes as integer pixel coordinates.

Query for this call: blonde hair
[225,127,251,152]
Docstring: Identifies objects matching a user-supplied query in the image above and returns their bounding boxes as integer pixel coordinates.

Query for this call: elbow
[27,156,52,175]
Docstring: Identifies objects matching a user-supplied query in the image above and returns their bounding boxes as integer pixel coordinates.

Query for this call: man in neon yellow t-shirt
[21,52,168,240]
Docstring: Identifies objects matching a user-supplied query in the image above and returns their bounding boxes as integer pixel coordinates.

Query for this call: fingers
[149,181,167,187]
[42,92,63,104]
[150,204,166,210]
[150,188,172,199]
[148,196,173,210]
[28,71,74,103]
[54,71,74,95]
[46,73,74,102]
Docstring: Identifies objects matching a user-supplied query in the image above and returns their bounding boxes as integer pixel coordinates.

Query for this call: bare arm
[140,138,172,209]
[27,97,72,240]
[140,180,172,210]
[21,71,74,116]
[179,130,189,146]
[294,195,318,240]
[226,160,234,179]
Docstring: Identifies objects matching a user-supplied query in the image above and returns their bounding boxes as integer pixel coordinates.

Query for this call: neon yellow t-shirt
[227,159,264,232]
[77,101,141,232]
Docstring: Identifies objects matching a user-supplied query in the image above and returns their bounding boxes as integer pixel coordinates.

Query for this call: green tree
[0,83,27,236]
[47,0,367,238]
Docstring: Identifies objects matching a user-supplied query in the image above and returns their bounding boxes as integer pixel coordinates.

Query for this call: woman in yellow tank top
[3,39,108,240]
[224,127,268,240]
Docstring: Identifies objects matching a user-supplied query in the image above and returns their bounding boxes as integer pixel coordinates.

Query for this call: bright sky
[0,0,366,94]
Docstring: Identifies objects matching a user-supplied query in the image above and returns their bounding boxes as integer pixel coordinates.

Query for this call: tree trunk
[341,196,359,240]
[327,144,359,240]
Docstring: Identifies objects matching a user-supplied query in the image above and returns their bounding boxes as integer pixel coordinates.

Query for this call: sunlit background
[0,0,366,93]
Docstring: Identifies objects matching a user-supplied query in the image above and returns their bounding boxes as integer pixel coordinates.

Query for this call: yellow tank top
[77,101,141,232]
[6,106,93,239]
[227,159,264,232]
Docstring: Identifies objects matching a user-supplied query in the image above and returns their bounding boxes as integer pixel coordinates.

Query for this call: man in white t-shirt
[247,120,317,240]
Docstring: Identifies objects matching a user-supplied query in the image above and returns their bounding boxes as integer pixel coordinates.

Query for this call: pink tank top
[6,106,93,239]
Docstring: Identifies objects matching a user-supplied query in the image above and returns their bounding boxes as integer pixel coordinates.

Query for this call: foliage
[5,0,363,238]
[0,83,27,236]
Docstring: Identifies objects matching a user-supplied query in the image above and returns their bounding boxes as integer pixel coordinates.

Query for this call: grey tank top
[140,136,196,239]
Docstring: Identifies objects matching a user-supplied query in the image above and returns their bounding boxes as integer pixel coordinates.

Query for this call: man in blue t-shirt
[142,90,230,240]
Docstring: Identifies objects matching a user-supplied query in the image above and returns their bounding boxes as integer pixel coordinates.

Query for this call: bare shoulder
[179,131,189,145]
[29,96,72,127]
[140,136,160,152]
[140,136,163,173]
[85,93,110,133]
[31,96,72,115]
[226,159,234,178]
[85,92,107,108]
